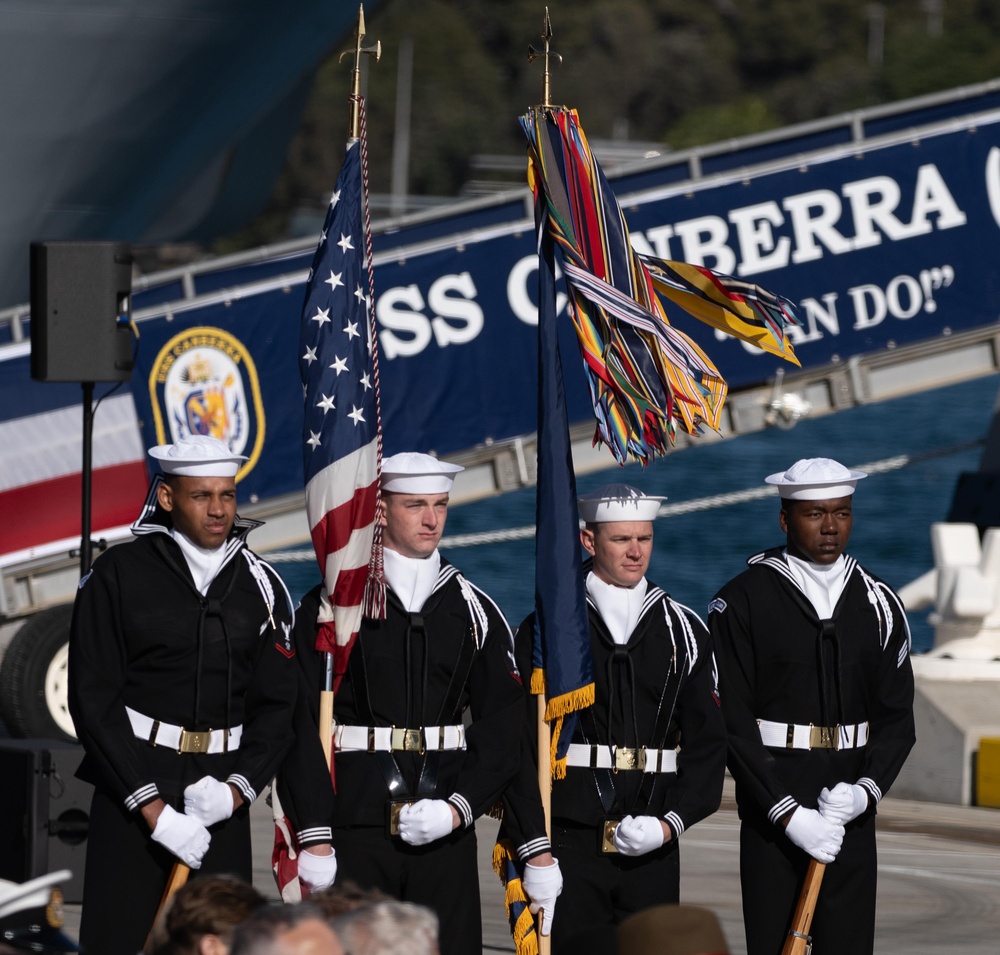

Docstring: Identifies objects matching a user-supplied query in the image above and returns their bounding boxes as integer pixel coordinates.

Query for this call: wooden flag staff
[781,860,826,955]
[536,694,552,955]
[146,858,190,948]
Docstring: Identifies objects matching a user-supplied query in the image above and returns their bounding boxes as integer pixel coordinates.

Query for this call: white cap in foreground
[148,434,247,478]
[578,483,665,523]
[765,457,867,500]
[381,452,464,494]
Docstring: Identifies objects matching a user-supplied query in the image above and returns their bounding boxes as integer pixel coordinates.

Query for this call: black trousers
[79,786,252,955]
[549,821,680,951]
[739,813,877,955]
[333,824,481,955]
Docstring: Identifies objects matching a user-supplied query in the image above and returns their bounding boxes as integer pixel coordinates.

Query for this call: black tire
[0,604,77,741]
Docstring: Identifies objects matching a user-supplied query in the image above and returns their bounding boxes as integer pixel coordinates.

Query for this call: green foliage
[212,0,1000,254]
[664,97,780,150]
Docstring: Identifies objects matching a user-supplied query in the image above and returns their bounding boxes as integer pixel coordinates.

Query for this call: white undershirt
[586,571,648,645]
[785,551,848,619]
[171,529,227,596]
[383,547,441,613]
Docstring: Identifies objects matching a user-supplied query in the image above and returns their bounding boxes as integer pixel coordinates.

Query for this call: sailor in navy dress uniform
[67,435,297,955]
[276,452,526,955]
[503,484,727,942]
[709,458,916,955]
[0,870,80,954]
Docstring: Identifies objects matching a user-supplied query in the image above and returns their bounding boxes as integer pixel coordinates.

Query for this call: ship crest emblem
[148,326,265,480]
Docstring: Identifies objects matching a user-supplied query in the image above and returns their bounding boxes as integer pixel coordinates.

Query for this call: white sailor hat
[578,483,665,523]
[765,457,867,501]
[381,452,464,494]
[148,435,248,478]
[0,869,81,953]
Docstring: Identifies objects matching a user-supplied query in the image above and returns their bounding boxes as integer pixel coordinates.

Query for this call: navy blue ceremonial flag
[531,198,594,774]
[299,138,380,673]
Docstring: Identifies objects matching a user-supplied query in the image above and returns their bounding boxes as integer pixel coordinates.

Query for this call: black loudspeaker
[29,240,134,382]
[0,740,92,902]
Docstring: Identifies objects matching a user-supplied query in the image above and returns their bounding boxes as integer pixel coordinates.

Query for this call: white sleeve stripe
[664,811,685,837]
[227,774,256,804]
[297,826,333,843]
[768,796,797,825]
[858,777,882,804]
[517,837,553,860]
[124,783,160,812]
[448,793,473,828]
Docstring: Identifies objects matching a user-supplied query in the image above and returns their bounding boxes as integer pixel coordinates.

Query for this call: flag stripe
[316,520,380,582]
[317,557,372,611]
[309,484,379,561]
[303,438,380,527]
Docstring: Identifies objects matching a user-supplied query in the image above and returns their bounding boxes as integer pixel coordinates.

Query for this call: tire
[0,604,77,740]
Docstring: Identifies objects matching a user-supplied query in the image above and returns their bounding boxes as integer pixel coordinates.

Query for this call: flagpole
[315,4,381,770]
[536,693,552,955]
[343,4,381,141]
[320,654,335,768]
[527,15,573,955]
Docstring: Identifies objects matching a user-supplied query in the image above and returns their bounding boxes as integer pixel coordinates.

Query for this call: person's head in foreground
[332,901,439,955]
[379,452,464,559]
[579,484,664,588]
[765,457,866,566]
[147,875,267,955]
[228,903,343,955]
[148,435,248,550]
[307,881,391,921]
[554,903,729,955]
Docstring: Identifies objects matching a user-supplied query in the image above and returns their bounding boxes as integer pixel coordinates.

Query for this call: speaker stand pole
[80,381,94,577]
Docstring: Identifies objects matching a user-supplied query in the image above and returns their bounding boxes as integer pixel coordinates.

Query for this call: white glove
[151,804,211,868]
[784,806,845,863]
[612,815,666,857]
[183,776,235,828]
[818,782,869,825]
[297,847,338,892]
[397,799,456,846]
[522,859,563,937]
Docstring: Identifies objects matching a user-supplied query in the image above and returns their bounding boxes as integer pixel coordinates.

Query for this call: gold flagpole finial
[528,7,562,109]
[339,4,381,139]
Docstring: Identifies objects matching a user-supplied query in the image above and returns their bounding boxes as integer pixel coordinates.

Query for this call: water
[275,374,1000,655]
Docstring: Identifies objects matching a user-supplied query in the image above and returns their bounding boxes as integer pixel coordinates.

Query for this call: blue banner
[128,110,1000,494]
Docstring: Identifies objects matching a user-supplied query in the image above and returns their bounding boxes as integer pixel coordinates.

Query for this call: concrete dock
[60,776,1000,953]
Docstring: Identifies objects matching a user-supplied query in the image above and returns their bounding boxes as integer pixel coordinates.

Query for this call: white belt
[757,719,869,751]
[126,706,242,754]
[565,743,678,774]
[334,724,467,753]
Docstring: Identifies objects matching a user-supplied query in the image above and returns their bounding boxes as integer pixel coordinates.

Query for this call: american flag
[300,138,380,675]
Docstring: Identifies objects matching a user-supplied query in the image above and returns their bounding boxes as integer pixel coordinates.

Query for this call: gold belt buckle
[178,728,212,754]
[600,819,620,854]
[387,799,414,836]
[809,725,836,749]
[390,727,423,753]
[613,747,638,771]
